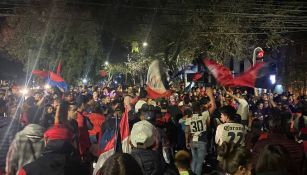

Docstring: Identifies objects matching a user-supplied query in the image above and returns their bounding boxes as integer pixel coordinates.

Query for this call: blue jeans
[191,141,207,175]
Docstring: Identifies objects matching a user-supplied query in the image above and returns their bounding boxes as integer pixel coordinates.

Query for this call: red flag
[94,109,130,174]
[49,72,65,82]
[192,72,202,81]
[32,70,49,78]
[146,60,171,99]
[204,59,266,88]
[98,108,130,153]
[56,61,62,75]
[120,109,130,153]
[99,70,108,77]
[204,59,233,86]
[146,86,172,99]
[229,62,266,88]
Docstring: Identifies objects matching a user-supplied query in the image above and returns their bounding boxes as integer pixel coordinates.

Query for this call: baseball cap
[44,125,73,141]
[130,120,155,148]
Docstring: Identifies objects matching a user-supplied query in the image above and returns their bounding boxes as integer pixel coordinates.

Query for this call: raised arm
[206,87,216,114]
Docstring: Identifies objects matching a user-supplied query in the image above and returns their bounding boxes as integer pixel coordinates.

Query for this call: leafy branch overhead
[0,0,305,84]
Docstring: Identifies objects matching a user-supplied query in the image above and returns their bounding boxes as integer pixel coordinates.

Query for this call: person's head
[34,92,42,102]
[192,102,201,115]
[103,96,111,104]
[175,150,192,171]
[25,96,36,107]
[139,104,156,123]
[130,120,156,149]
[102,87,109,94]
[183,94,190,105]
[217,142,252,175]
[262,93,268,101]
[199,96,211,110]
[67,103,77,120]
[46,104,54,114]
[139,87,147,99]
[183,108,192,118]
[64,92,74,102]
[257,101,264,110]
[160,99,168,110]
[256,144,292,174]
[267,109,286,133]
[219,105,237,123]
[251,118,262,131]
[93,91,99,100]
[263,100,269,108]
[97,153,143,175]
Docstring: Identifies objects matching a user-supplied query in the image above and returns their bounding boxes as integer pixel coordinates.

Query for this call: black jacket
[22,140,86,175]
[131,148,179,175]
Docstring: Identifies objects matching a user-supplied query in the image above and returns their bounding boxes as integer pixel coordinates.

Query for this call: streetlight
[105,61,109,66]
[82,78,88,84]
[142,42,148,47]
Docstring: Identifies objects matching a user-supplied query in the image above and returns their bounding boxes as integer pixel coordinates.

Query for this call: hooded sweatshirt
[19,140,85,175]
[6,124,45,175]
[0,117,20,170]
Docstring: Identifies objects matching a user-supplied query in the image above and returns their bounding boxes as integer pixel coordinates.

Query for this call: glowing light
[270,75,276,84]
[20,88,29,95]
[105,61,109,66]
[44,84,51,89]
[275,84,283,94]
[142,42,148,47]
[257,50,264,59]
[82,78,88,84]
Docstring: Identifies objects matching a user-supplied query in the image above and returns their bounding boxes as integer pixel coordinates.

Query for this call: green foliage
[0,0,104,84]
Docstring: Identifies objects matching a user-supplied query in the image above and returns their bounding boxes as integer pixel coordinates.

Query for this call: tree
[0,0,104,84]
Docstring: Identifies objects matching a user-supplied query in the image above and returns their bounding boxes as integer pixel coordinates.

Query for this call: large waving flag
[32,70,49,78]
[47,72,68,92]
[94,109,130,175]
[146,60,171,99]
[32,62,68,92]
[204,59,266,88]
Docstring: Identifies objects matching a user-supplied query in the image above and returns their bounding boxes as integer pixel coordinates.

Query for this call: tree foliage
[0,0,306,85]
[0,0,104,84]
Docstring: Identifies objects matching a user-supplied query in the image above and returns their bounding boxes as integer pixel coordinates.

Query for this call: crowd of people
[0,82,306,175]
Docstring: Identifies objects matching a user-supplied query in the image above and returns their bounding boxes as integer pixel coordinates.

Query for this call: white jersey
[186,111,209,142]
[215,122,246,146]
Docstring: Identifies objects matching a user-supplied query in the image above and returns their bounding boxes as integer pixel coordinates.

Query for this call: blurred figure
[174,150,196,175]
[96,153,143,175]
[256,144,294,175]
[215,106,246,146]
[6,108,45,175]
[217,142,252,175]
[130,120,179,175]
[18,125,85,175]
[252,109,304,174]
[88,104,105,144]
[0,99,20,174]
